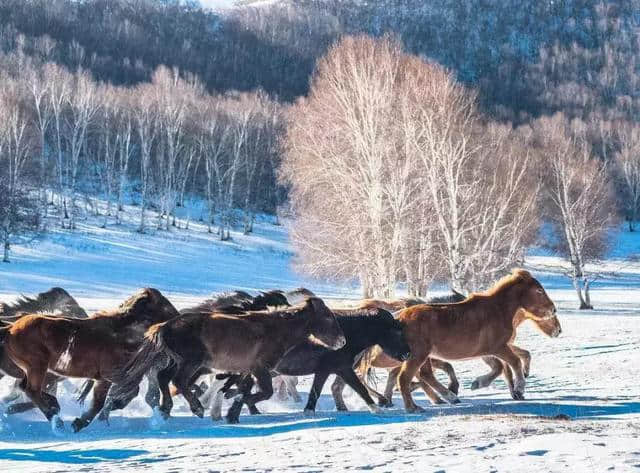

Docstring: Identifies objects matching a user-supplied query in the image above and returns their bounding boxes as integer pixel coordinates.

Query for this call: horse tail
[352,347,379,389]
[108,321,178,403]
[75,380,95,404]
[0,324,10,346]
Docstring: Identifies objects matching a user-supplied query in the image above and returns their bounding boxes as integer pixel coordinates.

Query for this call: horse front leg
[19,363,60,422]
[511,345,531,378]
[144,374,161,409]
[303,370,330,414]
[493,345,526,400]
[226,368,272,424]
[398,358,426,413]
[72,380,111,432]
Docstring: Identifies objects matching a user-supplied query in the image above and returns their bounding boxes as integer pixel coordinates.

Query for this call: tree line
[0,47,283,263]
[2,0,640,306]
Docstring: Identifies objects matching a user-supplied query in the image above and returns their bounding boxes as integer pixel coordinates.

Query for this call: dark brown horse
[0,288,180,432]
[389,269,559,412]
[107,297,346,424]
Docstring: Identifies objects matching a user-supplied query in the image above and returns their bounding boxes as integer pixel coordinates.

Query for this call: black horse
[330,290,466,409]
[218,307,411,416]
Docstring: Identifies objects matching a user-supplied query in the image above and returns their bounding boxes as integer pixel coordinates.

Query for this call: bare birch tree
[614,122,640,231]
[283,35,538,295]
[132,84,158,233]
[45,63,72,224]
[63,69,100,229]
[0,78,37,262]
[531,113,618,309]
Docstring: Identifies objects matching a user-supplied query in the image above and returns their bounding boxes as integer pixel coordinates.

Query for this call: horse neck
[488,284,525,327]
[337,317,377,353]
[271,309,313,344]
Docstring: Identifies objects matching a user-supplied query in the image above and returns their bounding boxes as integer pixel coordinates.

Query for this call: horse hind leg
[381,366,401,407]
[173,363,205,418]
[418,361,460,405]
[330,376,349,411]
[226,368,272,424]
[430,359,459,395]
[471,357,503,390]
[284,376,302,403]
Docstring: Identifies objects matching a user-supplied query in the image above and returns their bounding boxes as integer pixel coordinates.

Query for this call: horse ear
[308,297,330,316]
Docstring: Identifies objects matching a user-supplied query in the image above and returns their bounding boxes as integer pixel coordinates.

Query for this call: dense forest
[1,0,639,300]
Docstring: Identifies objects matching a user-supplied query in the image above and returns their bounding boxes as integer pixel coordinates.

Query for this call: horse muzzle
[331,335,347,350]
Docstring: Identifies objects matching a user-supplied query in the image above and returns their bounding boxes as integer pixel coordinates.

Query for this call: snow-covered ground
[0,205,639,472]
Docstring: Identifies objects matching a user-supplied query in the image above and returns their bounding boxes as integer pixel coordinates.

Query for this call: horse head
[303,297,346,350]
[512,269,561,338]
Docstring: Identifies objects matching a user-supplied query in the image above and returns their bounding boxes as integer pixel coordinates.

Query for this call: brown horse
[107,297,346,424]
[0,287,89,414]
[388,269,559,412]
[352,288,561,406]
[0,288,180,432]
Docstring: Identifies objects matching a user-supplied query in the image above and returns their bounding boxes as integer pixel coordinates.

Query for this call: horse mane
[426,291,466,304]
[332,307,400,328]
[474,268,533,298]
[399,297,426,307]
[91,289,151,320]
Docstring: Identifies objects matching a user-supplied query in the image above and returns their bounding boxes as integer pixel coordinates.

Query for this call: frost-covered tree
[530,113,619,309]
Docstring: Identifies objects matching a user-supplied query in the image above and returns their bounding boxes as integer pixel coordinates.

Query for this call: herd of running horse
[0,268,561,433]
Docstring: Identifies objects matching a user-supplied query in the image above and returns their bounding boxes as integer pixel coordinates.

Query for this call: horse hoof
[225,416,240,424]
[71,418,86,433]
[51,415,65,435]
[430,398,444,405]
[451,398,461,404]
[377,398,392,407]
[210,413,222,421]
[406,405,425,414]
[367,404,382,414]
[303,408,315,417]
[470,380,480,390]
[336,406,348,412]
[511,391,525,401]
[194,407,204,418]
